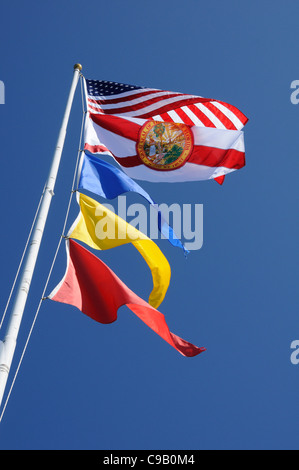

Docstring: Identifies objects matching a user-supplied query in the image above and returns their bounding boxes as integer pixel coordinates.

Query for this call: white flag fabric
[84,113,245,183]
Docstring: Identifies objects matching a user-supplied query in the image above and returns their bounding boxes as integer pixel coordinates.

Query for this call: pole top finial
[74,63,82,71]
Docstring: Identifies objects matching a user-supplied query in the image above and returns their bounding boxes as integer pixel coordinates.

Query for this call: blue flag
[77,152,187,253]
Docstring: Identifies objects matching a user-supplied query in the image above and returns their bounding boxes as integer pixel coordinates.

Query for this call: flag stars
[86,79,142,97]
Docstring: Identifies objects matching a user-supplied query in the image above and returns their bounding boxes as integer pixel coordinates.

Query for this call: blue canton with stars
[86,80,145,97]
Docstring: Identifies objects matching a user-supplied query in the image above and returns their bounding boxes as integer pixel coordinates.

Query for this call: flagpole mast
[0,63,82,410]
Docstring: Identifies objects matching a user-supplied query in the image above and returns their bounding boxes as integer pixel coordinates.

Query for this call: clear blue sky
[0,0,298,450]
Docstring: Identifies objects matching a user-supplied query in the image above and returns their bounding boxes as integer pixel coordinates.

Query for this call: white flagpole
[0,63,82,409]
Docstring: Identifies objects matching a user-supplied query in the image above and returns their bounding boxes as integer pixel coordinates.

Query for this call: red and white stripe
[86,82,248,132]
[84,113,245,183]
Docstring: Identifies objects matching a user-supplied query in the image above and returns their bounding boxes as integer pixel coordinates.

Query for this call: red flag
[49,240,205,357]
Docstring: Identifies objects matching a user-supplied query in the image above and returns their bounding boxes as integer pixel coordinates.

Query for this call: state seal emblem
[136,121,193,171]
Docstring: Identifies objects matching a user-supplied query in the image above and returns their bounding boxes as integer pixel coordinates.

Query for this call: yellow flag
[67,193,171,309]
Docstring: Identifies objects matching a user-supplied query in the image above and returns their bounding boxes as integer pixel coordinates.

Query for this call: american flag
[85,79,248,131]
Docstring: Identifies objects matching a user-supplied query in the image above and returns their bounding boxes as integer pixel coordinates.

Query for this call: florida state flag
[84,113,245,183]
